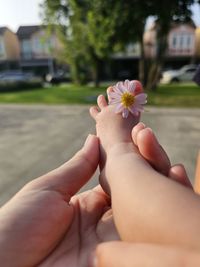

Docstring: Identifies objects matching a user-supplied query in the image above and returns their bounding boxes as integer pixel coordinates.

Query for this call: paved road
[0,104,199,206]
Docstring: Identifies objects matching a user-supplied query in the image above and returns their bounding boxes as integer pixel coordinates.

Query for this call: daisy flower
[108,79,147,118]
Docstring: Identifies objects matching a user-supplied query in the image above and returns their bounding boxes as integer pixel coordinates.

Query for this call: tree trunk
[94,66,100,88]
[138,23,147,87]
[92,56,101,87]
[146,63,162,91]
[146,32,167,91]
[139,40,145,85]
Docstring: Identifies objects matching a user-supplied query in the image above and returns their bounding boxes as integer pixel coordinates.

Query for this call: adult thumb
[25,134,99,199]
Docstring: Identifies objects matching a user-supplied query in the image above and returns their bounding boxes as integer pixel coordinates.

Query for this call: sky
[0,0,200,32]
[0,0,43,31]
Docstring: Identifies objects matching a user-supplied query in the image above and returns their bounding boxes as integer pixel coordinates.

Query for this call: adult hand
[0,135,119,267]
[95,241,200,267]
[132,122,192,188]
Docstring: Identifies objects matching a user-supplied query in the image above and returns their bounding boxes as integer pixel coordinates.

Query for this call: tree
[41,0,199,89]
[42,0,91,84]
[41,0,154,86]
[42,0,122,86]
[87,0,149,86]
[109,0,155,86]
[145,0,199,91]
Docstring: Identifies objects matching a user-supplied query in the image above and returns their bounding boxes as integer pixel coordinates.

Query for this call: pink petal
[133,104,144,112]
[108,89,122,105]
[128,81,136,94]
[124,79,136,94]
[116,81,126,93]
[115,103,124,113]
[130,101,145,113]
[109,98,121,105]
[108,92,121,99]
[112,85,121,96]
[124,79,130,89]
[122,108,129,118]
[129,106,140,116]
[114,88,122,96]
[135,93,147,105]
[109,91,119,96]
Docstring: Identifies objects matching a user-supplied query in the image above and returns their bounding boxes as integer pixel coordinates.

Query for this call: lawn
[148,83,200,107]
[0,82,199,107]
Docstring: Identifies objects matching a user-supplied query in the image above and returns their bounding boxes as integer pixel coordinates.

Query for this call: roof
[148,20,196,31]
[0,27,8,35]
[171,20,196,29]
[17,25,45,39]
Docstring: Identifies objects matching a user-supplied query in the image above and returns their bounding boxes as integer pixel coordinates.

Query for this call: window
[21,39,32,59]
[171,34,180,49]
[187,36,191,47]
[33,38,44,54]
[0,40,5,57]
[172,35,177,48]
[171,33,193,50]
[179,36,184,49]
[185,68,196,73]
[44,37,54,54]
[42,36,56,55]
[49,36,56,49]
[182,34,192,49]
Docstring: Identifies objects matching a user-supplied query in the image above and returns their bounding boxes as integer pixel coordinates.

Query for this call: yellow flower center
[121,92,135,108]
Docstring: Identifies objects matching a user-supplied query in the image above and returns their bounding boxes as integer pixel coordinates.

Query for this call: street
[0,104,199,206]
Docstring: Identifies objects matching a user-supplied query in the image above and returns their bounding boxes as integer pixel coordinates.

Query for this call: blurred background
[0,0,200,206]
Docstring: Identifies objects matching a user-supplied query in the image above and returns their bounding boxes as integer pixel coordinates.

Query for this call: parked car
[0,71,42,87]
[160,65,197,84]
[45,70,71,84]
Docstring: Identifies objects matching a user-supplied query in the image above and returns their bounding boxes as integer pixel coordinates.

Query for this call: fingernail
[92,255,98,267]
[146,127,153,133]
[84,134,93,147]
[139,122,146,128]
[88,252,98,267]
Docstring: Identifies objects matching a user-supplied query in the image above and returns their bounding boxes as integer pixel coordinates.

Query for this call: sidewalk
[0,104,199,206]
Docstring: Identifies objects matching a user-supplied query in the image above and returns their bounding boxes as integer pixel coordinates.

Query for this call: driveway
[0,104,199,206]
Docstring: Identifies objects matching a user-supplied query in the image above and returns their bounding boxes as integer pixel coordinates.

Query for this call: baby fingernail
[139,122,146,128]
[146,127,153,133]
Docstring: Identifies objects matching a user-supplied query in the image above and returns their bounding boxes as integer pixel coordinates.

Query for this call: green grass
[148,83,200,107]
[0,82,200,107]
[0,83,104,105]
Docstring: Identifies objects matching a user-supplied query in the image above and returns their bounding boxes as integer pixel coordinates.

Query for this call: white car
[160,65,197,84]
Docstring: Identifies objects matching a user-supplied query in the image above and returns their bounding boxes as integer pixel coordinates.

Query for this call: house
[168,23,196,57]
[144,21,197,68]
[0,27,20,70]
[17,25,64,77]
[195,27,200,57]
[17,25,62,59]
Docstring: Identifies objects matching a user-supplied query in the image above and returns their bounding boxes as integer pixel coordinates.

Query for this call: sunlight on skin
[194,151,200,194]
